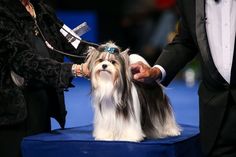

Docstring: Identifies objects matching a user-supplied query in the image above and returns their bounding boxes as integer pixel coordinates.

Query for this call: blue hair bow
[104,46,117,54]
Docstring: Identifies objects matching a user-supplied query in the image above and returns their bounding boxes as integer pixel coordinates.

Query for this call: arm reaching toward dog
[72,63,90,78]
[130,61,162,84]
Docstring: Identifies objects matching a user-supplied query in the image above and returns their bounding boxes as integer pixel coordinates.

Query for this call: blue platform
[21,124,201,157]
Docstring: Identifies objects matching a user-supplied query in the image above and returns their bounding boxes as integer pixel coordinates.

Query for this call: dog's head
[86,42,131,90]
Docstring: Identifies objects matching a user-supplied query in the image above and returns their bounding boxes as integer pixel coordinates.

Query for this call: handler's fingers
[130,64,141,74]
[133,72,147,80]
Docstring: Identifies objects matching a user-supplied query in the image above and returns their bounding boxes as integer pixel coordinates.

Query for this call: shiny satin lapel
[195,0,227,84]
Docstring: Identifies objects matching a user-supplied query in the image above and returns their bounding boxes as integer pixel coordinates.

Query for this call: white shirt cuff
[153,65,166,82]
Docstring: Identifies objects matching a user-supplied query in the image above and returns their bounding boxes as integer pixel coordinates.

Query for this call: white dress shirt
[206,0,236,83]
[156,0,236,83]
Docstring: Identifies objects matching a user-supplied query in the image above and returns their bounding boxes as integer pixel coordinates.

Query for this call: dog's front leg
[118,122,145,142]
[93,127,114,141]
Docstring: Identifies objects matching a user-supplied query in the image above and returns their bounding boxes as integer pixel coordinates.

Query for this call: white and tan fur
[86,42,181,142]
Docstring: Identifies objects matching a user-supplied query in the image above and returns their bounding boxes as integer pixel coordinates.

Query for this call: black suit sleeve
[155,9,199,86]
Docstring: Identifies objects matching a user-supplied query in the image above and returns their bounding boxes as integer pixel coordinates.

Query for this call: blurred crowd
[120,0,178,65]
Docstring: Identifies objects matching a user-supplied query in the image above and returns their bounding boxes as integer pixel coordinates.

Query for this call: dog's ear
[120,48,130,67]
[120,48,130,59]
[120,48,133,80]
[120,48,129,55]
[85,47,100,71]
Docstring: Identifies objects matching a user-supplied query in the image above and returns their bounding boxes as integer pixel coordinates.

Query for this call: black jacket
[155,0,236,155]
[0,0,88,128]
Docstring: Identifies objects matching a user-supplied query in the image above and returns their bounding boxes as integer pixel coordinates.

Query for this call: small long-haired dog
[86,42,181,142]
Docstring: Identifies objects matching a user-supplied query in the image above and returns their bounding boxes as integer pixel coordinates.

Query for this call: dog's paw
[93,130,114,141]
[164,128,181,137]
[119,130,145,142]
[118,135,144,142]
[95,137,113,141]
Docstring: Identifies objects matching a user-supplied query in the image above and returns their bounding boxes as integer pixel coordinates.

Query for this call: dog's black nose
[102,64,107,69]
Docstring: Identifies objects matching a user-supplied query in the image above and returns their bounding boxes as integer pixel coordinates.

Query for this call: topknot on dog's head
[97,41,121,54]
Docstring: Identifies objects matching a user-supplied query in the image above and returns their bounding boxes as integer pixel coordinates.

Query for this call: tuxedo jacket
[155,0,236,155]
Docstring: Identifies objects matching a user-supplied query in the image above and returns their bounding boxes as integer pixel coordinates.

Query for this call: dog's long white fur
[93,84,145,141]
[88,42,181,142]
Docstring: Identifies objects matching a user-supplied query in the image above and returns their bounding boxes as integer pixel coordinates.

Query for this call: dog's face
[87,42,130,90]
[92,52,121,84]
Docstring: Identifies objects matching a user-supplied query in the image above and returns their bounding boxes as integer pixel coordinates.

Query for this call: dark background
[48,0,127,45]
[45,0,176,65]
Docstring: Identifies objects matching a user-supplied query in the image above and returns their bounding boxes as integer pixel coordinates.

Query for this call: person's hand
[72,63,90,78]
[79,63,90,78]
[130,61,162,84]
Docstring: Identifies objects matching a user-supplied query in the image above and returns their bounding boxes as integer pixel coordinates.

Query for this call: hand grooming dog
[86,42,181,142]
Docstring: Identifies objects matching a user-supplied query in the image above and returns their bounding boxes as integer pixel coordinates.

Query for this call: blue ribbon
[104,46,116,54]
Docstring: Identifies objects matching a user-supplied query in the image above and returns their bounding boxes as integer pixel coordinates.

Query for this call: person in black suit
[131,0,236,156]
[0,0,92,157]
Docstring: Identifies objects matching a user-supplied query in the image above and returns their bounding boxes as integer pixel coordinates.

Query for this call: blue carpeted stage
[21,124,201,157]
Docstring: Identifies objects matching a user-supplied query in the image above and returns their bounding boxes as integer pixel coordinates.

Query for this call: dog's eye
[111,60,116,64]
[98,59,104,62]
